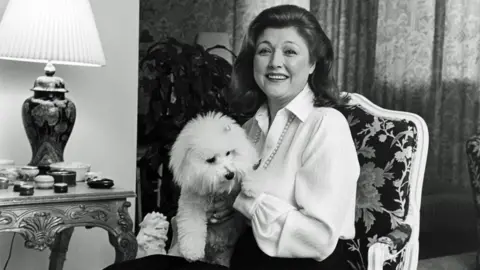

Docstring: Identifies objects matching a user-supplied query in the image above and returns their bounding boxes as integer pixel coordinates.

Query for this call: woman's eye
[206,157,216,164]
[257,48,271,55]
[285,49,297,55]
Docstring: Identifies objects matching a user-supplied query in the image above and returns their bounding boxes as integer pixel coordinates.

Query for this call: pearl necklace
[252,114,295,169]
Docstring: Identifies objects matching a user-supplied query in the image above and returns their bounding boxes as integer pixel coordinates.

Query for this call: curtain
[310,0,480,193]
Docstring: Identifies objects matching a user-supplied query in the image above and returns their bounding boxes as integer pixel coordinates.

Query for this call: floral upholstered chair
[466,135,480,270]
[335,92,429,270]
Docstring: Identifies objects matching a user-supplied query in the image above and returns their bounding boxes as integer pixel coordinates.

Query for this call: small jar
[19,184,34,196]
[48,170,76,186]
[54,183,68,193]
[13,181,26,192]
[0,177,8,189]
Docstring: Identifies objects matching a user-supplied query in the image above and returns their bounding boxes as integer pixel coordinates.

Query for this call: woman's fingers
[213,198,227,208]
[214,208,234,222]
[208,195,235,224]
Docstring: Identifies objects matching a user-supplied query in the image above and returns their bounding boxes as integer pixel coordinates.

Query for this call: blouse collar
[254,83,315,129]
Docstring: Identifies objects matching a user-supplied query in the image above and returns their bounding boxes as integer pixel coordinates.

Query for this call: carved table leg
[48,227,74,270]
[107,201,138,263]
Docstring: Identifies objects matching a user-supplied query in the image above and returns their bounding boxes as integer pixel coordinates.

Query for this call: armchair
[335,92,429,270]
[466,134,480,270]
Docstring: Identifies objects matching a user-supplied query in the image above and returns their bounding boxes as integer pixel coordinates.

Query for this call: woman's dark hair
[229,4,349,116]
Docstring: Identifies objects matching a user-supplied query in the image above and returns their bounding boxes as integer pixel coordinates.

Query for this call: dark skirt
[103,228,349,270]
[229,227,349,270]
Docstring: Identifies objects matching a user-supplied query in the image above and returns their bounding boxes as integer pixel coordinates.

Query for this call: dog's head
[169,112,259,196]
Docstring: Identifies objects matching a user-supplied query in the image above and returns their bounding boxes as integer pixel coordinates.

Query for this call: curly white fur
[167,111,258,265]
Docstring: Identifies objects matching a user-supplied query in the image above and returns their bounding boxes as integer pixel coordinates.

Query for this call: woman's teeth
[266,74,288,80]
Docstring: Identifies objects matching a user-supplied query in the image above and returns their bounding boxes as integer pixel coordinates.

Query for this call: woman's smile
[265,72,289,82]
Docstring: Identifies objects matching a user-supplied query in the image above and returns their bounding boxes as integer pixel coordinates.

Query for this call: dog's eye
[206,157,216,164]
[226,151,231,156]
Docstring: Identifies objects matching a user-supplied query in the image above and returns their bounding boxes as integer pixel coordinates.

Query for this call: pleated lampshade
[0,0,106,67]
[0,0,106,166]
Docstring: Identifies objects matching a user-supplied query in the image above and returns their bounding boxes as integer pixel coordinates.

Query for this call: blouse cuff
[233,192,265,220]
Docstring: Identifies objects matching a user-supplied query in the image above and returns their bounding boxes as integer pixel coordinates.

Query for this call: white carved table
[0,183,137,270]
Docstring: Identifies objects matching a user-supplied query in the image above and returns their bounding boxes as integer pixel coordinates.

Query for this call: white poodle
[167,111,259,267]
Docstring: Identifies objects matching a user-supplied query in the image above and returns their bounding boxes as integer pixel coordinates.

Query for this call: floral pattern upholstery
[465,135,480,270]
[335,104,418,270]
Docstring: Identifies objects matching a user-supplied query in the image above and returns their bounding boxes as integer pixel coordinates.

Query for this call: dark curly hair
[229,4,349,117]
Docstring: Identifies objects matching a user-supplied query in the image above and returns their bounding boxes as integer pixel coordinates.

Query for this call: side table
[0,182,137,270]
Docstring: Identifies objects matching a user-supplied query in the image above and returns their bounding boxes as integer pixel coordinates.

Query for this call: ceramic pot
[22,89,76,166]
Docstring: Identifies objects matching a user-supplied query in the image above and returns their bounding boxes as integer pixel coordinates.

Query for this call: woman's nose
[268,50,283,68]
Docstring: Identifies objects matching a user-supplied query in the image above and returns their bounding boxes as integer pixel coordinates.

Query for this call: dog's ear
[169,138,193,188]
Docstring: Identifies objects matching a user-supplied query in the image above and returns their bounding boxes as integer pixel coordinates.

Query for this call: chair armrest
[367,224,412,270]
[378,223,412,254]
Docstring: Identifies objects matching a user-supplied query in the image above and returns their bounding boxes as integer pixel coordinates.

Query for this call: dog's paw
[180,247,205,262]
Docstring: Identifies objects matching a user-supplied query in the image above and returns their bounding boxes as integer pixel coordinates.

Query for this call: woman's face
[253,27,315,104]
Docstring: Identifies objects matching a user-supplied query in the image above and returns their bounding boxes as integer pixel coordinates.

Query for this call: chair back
[465,135,480,270]
[335,92,429,270]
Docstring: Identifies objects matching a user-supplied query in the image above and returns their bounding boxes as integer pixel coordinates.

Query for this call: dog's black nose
[225,172,235,180]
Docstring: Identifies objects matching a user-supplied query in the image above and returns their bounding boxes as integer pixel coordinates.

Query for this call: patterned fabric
[465,135,480,270]
[335,104,418,270]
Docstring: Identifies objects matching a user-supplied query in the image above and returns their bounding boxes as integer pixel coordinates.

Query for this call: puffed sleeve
[233,109,360,261]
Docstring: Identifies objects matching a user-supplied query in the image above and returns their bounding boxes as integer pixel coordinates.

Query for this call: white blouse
[233,85,361,261]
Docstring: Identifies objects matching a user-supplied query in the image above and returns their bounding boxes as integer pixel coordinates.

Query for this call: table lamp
[0,0,106,166]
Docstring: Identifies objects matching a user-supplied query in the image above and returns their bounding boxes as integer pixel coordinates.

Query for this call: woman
[104,4,359,270]
[226,4,359,270]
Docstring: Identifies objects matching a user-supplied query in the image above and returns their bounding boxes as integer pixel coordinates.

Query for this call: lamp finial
[44,62,56,76]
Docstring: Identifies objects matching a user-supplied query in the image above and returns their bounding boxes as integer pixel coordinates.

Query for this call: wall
[0,0,139,269]
[139,0,232,58]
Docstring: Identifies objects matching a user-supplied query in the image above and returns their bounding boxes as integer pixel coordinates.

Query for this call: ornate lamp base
[22,63,76,166]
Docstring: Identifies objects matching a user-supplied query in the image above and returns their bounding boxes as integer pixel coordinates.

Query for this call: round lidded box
[47,170,76,186]
[54,183,68,193]
[34,175,54,189]
[13,181,27,192]
[19,184,34,196]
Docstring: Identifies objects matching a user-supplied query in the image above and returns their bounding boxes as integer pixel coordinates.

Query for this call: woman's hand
[240,169,268,198]
[207,196,235,224]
